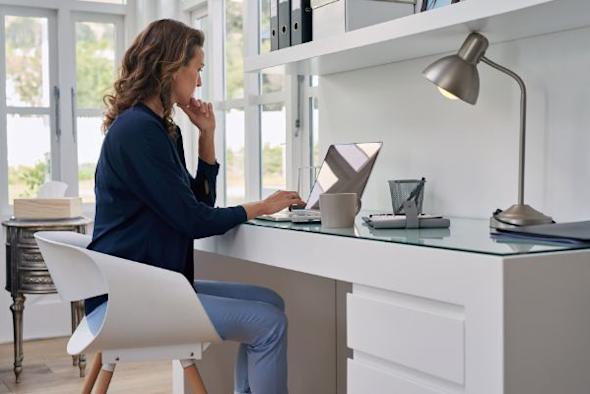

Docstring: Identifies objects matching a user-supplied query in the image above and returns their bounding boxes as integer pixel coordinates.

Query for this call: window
[221,0,247,205]
[0,3,125,214]
[310,96,320,166]
[74,16,122,203]
[190,0,313,206]
[192,12,209,101]
[80,0,126,4]
[2,12,56,205]
[225,0,244,101]
[261,103,286,196]
[225,108,245,205]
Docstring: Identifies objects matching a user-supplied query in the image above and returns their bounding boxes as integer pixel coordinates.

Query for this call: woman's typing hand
[242,191,305,220]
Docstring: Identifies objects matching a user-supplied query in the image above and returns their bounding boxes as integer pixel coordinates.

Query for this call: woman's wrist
[241,202,267,220]
[199,127,214,138]
[198,132,216,165]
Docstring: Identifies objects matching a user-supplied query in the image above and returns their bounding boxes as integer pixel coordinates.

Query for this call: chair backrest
[35,231,106,301]
[37,181,68,198]
[35,231,221,354]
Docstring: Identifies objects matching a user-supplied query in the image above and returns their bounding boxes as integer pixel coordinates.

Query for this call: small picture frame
[420,0,461,12]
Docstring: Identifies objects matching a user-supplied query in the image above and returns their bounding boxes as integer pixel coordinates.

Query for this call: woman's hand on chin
[180,97,216,136]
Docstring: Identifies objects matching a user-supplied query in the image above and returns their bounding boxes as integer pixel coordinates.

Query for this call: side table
[2,216,93,383]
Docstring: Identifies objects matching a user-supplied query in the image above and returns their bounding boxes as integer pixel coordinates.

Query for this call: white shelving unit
[246,0,590,75]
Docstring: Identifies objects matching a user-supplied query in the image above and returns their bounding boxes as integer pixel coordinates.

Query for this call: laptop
[257,142,383,222]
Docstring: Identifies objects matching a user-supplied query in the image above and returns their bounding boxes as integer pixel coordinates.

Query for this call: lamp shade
[422,32,491,105]
[422,55,480,104]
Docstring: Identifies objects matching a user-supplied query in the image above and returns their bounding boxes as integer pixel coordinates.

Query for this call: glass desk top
[246,214,590,257]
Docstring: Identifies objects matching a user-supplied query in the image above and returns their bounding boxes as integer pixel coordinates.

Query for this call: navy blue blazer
[85,103,247,314]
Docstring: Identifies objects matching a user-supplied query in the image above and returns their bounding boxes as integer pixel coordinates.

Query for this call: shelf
[245,0,590,76]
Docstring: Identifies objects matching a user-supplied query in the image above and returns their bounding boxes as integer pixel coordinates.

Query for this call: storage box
[311,0,415,40]
[13,197,83,220]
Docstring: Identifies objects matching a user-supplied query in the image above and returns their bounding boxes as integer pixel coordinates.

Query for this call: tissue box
[13,198,83,220]
[311,0,415,40]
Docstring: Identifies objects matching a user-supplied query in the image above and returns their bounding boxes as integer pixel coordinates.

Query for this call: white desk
[184,217,590,394]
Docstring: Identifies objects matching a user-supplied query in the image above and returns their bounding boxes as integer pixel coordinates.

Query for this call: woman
[86,19,303,394]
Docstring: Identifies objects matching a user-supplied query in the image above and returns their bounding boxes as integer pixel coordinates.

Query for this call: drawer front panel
[19,270,55,293]
[18,227,79,247]
[18,248,46,269]
[19,229,39,246]
[348,359,445,394]
[347,293,465,384]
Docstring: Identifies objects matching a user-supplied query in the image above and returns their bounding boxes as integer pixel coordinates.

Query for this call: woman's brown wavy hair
[103,19,204,134]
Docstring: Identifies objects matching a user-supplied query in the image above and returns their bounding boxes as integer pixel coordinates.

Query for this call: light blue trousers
[195,280,288,394]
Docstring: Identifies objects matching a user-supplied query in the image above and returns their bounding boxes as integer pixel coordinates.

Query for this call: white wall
[319,26,590,222]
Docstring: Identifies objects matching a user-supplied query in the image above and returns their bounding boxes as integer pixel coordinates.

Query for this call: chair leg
[184,363,207,394]
[81,353,102,394]
[93,363,115,394]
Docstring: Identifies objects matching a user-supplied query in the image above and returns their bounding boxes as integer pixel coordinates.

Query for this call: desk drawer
[18,227,77,247]
[19,270,55,293]
[18,228,39,246]
[347,293,465,384]
[18,248,46,269]
[348,358,445,394]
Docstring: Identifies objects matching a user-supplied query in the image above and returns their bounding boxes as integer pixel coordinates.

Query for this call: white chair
[34,231,221,394]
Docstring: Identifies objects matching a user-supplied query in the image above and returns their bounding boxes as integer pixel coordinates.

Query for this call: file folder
[278,0,291,49]
[291,0,312,45]
[271,0,279,51]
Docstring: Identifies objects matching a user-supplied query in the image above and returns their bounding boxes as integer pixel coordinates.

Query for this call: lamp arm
[481,56,526,206]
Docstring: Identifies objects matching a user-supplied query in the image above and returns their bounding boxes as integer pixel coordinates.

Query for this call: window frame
[71,11,124,206]
[0,6,59,214]
[0,0,128,216]
[182,0,318,207]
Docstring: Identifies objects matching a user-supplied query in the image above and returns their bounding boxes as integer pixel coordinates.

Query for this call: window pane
[311,75,319,87]
[261,73,283,94]
[259,0,270,54]
[225,109,246,205]
[77,117,104,203]
[261,103,286,197]
[5,16,50,107]
[80,0,126,4]
[225,0,244,100]
[192,15,209,101]
[311,97,320,166]
[7,114,51,203]
[76,21,116,109]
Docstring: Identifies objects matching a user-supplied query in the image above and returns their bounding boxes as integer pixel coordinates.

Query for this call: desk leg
[10,294,25,383]
[71,302,79,367]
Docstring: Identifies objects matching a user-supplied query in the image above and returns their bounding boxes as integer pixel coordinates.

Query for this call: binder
[278,0,291,49]
[291,0,312,45]
[271,0,279,51]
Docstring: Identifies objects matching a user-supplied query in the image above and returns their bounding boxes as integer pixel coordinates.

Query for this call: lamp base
[490,204,553,230]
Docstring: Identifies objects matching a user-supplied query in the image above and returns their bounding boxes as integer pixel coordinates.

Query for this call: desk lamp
[422,32,553,229]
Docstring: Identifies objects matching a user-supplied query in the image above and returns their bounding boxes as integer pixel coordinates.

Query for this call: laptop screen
[305,142,383,210]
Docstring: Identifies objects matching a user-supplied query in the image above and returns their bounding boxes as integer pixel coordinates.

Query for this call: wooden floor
[0,337,172,393]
